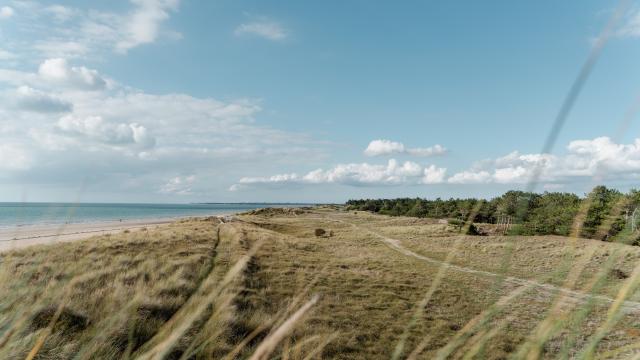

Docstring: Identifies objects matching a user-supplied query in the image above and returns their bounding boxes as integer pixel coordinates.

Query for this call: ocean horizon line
[0,201,326,206]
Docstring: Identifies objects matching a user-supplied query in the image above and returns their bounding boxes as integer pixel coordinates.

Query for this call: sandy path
[326,216,640,314]
[0,219,175,252]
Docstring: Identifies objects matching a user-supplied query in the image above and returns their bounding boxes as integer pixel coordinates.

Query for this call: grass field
[1,207,640,359]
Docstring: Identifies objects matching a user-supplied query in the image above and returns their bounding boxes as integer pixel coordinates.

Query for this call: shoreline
[0,213,235,252]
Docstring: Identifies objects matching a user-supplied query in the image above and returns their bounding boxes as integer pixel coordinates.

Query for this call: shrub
[465,223,481,236]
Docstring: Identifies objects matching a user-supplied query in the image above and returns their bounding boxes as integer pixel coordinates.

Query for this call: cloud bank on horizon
[230,137,640,191]
[1,1,640,202]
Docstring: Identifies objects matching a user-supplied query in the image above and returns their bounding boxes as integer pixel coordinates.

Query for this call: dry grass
[0,218,224,358]
[1,208,640,358]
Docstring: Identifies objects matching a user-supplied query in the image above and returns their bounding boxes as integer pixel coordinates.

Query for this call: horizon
[0,182,636,205]
[0,201,322,205]
[1,1,640,202]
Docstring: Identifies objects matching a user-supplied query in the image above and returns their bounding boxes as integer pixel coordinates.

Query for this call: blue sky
[1,0,640,203]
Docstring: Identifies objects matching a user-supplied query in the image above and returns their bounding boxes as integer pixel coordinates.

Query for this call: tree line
[345,186,640,244]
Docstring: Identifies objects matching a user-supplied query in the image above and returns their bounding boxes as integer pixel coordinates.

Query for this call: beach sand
[0,218,187,252]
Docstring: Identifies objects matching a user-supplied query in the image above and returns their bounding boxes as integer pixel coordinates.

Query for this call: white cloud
[0,58,323,197]
[364,139,405,156]
[235,134,640,189]
[447,137,640,185]
[235,19,287,41]
[56,115,155,148]
[116,0,181,53]
[233,159,447,189]
[0,59,108,91]
[564,137,640,175]
[38,58,107,90]
[3,1,181,60]
[422,164,447,184]
[364,139,447,157]
[240,173,300,185]
[407,144,447,157]
[0,6,14,19]
[13,86,72,113]
[160,175,195,195]
[491,151,554,184]
[228,184,242,192]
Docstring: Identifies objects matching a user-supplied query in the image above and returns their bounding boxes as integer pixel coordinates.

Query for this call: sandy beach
[0,218,181,252]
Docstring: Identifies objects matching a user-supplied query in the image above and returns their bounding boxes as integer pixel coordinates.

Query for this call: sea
[0,203,307,228]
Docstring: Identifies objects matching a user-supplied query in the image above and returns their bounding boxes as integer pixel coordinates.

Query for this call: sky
[1,0,640,203]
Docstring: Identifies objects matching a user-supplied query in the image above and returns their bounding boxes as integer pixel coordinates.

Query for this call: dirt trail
[324,215,640,314]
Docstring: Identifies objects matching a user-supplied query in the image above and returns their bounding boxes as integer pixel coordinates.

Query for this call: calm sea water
[0,203,305,228]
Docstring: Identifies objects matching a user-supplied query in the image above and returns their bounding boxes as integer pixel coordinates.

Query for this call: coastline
[0,213,235,252]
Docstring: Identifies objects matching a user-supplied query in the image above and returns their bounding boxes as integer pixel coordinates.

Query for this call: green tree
[528,192,580,236]
[406,198,428,217]
[581,186,623,240]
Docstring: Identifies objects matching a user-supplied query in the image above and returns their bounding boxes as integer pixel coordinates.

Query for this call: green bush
[465,223,481,236]
[344,186,640,244]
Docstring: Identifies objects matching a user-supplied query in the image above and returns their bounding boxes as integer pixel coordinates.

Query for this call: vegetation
[2,208,640,358]
[0,208,640,360]
[0,217,323,359]
[346,186,640,243]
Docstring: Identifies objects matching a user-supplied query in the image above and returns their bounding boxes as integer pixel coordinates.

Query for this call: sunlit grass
[2,207,640,358]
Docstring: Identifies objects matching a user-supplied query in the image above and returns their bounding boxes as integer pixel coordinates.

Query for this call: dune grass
[1,208,640,358]
[0,216,321,359]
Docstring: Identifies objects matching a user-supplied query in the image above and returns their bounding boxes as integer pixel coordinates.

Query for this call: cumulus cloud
[0,56,323,198]
[234,19,287,41]
[0,6,14,19]
[422,164,448,184]
[116,0,181,52]
[364,139,447,157]
[447,137,640,185]
[56,115,156,148]
[232,159,447,189]
[448,152,553,185]
[364,140,404,156]
[13,86,72,113]
[38,58,107,90]
[235,136,640,192]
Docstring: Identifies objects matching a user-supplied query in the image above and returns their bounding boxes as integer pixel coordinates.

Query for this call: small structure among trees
[496,215,512,235]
